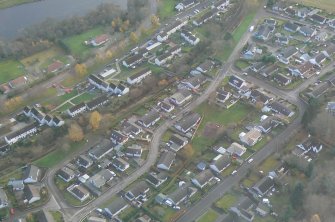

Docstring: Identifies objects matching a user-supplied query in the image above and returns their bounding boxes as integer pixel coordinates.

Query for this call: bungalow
[309,14,327,25]
[86,95,109,111]
[277,46,298,64]
[158,100,175,113]
[89,169,115,189]
[0,188,8,209]
[112,158,129,172]
[127,68,152,85]
[67,103,87,117]
[181,30,200,45]
[273,73,292,86]
[122,53,143,68]
[67,184,90,202]
[250,89,272,105]
[89,34,109,47]
[254,24,275,41]
[252,176,275,197]
[260,65,279,78]
[239,128,262,147]
[216,89,231,103]
[297,138,323,154]
[125,144,143,158]
[121,121,142,136]
[167,134,188,152]
[181,75,206,90]
[115,84,129,95]
[137,109,161,128]
[227,142,247,156]
[256,116,281,133]
[209,154,231,173]
[175,0,195,11]
[298,26,317,37]
[110,130,128,145]
[157,151,176,171]
[88,139,115,160]
[58,167,76,183]
[268,101,294,117]
[125,181,150,201]
[196,60,215,74]
[5,123,38,145]
[174,112,201,134]
[315,31,328,42]
[23,165,41,184]
[168,186,197,207]
[104,197,128,218]
[146,172,168,188]
[169,89,192,106]
[88,75,110,92]
[24,185,41,204]
[289,61,314,78]
[228,75,246,90]
[76,155,93,169]
[310,53,327,67]
[283,22,300,33]
[47,60,64,73]
[191,169,215,189]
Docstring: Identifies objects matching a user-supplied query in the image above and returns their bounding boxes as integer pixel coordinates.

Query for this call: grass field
[62,27,104,59]
[292,0,335,12]
[196,209,219,222]
[0,60,24,84]
[70,92,97,105]
[0,0,37,9]
[157,0,177,20]
[215,194,238,211]
[20,47,64,68]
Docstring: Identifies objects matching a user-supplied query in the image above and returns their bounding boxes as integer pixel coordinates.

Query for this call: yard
[0,60,25,84]
[70,92,97,105]
[257,155,280,174]
[292,0,335,12]
[157,0,177,20]
[196,209,219,222]
[214,193,238,211]
[235,59,250,70]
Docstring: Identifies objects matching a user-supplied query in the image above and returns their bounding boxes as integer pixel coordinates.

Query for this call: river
[0,0,127,40]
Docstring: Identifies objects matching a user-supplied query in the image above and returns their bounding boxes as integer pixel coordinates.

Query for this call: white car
[248,158,254,163]
[231,170,237,176]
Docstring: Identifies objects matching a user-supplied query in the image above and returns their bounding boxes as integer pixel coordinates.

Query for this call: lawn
[157,0,177,20]
[257,155,279,174]
[70,92,97,105]
[235,59,250,70]
[196,209,219,222]
[34,141,85,168]
[0,208,9,221]
[21,47,64,69]
[0,0,37,9]
[62,27,105,59]
[50,211,63,222]
[292,0,335,12]
[0,60,25,84]
[214,193,238,211]
[0,168,23,186]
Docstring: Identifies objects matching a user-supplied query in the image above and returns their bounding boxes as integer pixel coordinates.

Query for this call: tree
[290,182,304,209]
[4,96,23,112]
[151,15,160,27]
[106,50,113,59]
[180,144,195,160]
[74,63,87,76]
[224,32,233,40]
[68,123,84,142]
[89,111,102,130]
[158,79,168,87]
[130,32,138,44]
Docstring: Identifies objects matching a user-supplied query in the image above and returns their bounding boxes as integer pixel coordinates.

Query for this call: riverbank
[0,0,40,9]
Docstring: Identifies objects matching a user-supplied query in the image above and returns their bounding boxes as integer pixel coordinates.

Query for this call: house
[239,128,262,146]
[154,46,181,66]
[297,138,323,154]
[256,116,281,133]
[137,109,161,128]
[157,151,176,171]
[315,31,328,42]
[308,82,330,98]
[76,155,93,169]
[284,7,296,16]
[181,75,206,90]
[0,83,12,94]
[328,19,335,29]
[51,115,65,127]
[209,154,231,173]
[256,202,271,217]
[110,130,128,145]
[23,165,40,184]
[193,8,218,26]
[115,83,129,95]
[323,44,335,58]
[125,144,143,158]
[67,184,90,202]
[8,180,24,191]
[174,112,201,134]
[197,161,207,171]
[298,26,317,37]
[88,75,110,92]
[309,14,327,25]
[216,89,231,103]
[254,24,275,41]
[8,76,28,89]
[121,121,143,136]
[89,34,109,47]
[89,169,115,189]
[326,102,335,113]
[196,60,215,74]
[88,139,115,160]
[167,134,188,152]
[250,89,272,104]
[29,107,45,124]
[86,95,109,111]
[156,20,187,42]
[0,141,9,156]
[112,158,129,172]
[127,68,152,85]
[35,210,56,222]
[243,43,263,59]
[67,103,87,117]
[259,65,278,78]
[283,22,299,33]
[268,101,294,117]
[252,176,275,197]
[5,123,38,145]
[250,62,266,73]
[215,0,230,10]
[169,89,192,106]
[289,61,314,78]
[228,75,246,90]
[310,53,327,67]
[109,82,117,93]
[146,172,168,188]
[191,169,215,189]
[47,60,64,73]
[24,185,41,204]
[58,167,76,183]
[227,142,247,156]
[181,30,200,45]
[175,0,195,11]
[104,197,128,218]
[168,186,197,207]
[275,36,289,45]
[272,1,285,12]
[296,7,309,18]
[158,100,175,113]
[122,53,143,68]
[274,73,292,86]
[277,46,298,64]
[0,188,8,209]
[125,181,150,201]
[230,197,256,222]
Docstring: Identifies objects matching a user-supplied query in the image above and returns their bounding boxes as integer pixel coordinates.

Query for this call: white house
[67,103,87,117]
[5,123,38,145]
[181,30,200,45]
[127,68,152,85]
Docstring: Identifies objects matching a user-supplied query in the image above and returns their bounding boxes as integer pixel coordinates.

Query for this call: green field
[34,141,84,168]
[62,27,105,58]
[196,209,219,222]
[157,0,177,20]
[70,92,97,105]
[0,60,24,84]
[0,0,37,9]
[215,194,238,211]
[292,0,335,12]
[235,59,250,70]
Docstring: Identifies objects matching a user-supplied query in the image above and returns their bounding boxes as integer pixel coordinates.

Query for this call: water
[0,0,127,40]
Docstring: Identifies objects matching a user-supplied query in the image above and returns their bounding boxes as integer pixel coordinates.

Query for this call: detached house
[175,0,195,11]
[89,169,115,189]
[174,112,201,134]
[121,121,143,136]
[239,128,262,147]
[88,139,115,160]
[274,73,292,86]
[58,167,76,183]
[67,184,90,202]
[289,61,314,78]
[112,158,129,172]
[167,134,188,152]
[210,154,231,173]
[283,22,300,33]
[137,109,161,128]
[110,130,128,145]
[5,123,38,145]
[277,46,298,64]
[24,185,41,204]
[146,172,168,188]
[229,75,246,90]
[125,144,143,158]
[196,60,215,74]
[169,89,192,106]
[157,151,176,171]
[268,101,294,117]
[158,100,175,113]
[309,14,327,25]
[125,181,150,201]
[191,169,215,189]
[216,89,231,103]
[181,75,206,90]
[252,176,275,197]
[127,68,152,85]
[23,165,41,184]
[89,34,109,47]
[254,24,275,41]
[67,103,87,117]
[310,53,327,68]
[297,137,323,154]
[77,155,93,169]
[227,142,247,156]
[104,197,128,218]
[298,26,317,37]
